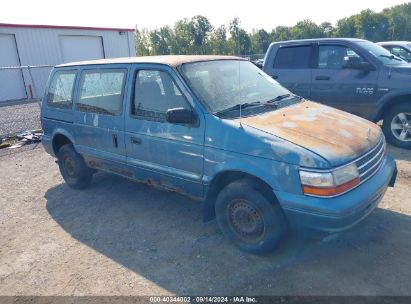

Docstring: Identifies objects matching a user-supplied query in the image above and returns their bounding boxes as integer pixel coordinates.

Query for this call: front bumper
[275,155,397,233]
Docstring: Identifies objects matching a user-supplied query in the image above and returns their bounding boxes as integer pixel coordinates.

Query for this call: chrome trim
[357,144,384,171]
[358,146,385,178]
[357,154,385,186]
[358,144,384,172]
[300,136,384,174]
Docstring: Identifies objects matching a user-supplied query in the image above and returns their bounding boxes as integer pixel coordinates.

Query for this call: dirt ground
[0,144,410,296]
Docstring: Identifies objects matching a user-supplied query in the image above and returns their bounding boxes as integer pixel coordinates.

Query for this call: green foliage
[135,2,411,56]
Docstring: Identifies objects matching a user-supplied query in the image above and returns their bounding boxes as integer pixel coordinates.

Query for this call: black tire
[57,144,93,189]
[215,179,288,254]
[382,103,411,149]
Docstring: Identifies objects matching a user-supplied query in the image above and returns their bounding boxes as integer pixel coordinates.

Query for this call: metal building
[0,23,135,102]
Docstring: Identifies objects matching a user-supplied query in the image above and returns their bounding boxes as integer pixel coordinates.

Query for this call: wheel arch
[375,93,411,121]
[52,131,74,156]
[203,170,277,222]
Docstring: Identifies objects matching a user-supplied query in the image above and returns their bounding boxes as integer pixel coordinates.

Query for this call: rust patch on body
[236,101,381,162]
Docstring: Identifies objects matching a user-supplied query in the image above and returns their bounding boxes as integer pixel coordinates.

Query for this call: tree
[270,26,292,41]
[137,3,411,56]
[135,26,151,56]
[209,25,228,55]
[320,22,334,37]
[334,16,358,37]
[383,3,411,40]
[356,9,390,41]
[149,26,174,55]
[173,19,194,54]
[190,15,213,54]
[228,17,251,55]
[290,19,325,39]
[251,29,270,54]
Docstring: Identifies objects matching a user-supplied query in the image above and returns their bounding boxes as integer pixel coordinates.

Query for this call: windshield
[180,60,291,113]
[357,41,405,65]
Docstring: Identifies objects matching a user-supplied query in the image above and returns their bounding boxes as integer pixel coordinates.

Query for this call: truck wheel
[215,179,288,254]
[382,104,411,149]
[57,144,93,189]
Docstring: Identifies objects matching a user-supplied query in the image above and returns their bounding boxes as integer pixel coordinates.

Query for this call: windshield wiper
[379,54,403,62]
[215,101,263,116]
[265,94,292,104]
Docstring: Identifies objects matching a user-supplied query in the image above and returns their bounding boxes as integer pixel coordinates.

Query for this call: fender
[201,157,299,222]
[203,159,282,193]
[372,89,411,121]
[51,128,76,156]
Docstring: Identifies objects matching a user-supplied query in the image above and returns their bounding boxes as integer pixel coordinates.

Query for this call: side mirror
[166,108,197,125]
[343,56,375,71]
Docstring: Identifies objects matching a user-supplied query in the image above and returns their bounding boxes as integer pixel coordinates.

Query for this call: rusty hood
[235,101,382,167]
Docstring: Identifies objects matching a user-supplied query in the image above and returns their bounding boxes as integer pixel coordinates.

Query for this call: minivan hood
[235,101,382,167]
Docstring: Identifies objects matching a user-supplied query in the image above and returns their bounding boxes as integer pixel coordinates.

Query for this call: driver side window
[132,70,190,121]
[318,45,366,69]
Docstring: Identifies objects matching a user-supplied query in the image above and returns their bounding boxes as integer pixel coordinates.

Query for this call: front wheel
[215,179,288,254]
[382,104,411,149]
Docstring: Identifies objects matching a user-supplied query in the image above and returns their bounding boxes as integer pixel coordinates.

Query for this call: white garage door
[0,34,27,102]
[59,35,105,63]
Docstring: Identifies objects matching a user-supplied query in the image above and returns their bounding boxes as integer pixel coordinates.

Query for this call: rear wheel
[57,144,93,189]
[215,179,288,254]
[382,104,411,149]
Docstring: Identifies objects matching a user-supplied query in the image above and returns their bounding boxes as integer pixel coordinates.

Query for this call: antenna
[239,103,242,127]
[238,60,243,128]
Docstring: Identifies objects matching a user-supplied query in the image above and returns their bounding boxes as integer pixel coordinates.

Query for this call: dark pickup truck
[263,38,411,149]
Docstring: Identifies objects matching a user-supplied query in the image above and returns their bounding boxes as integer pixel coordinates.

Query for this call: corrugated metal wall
[0,25,135,102]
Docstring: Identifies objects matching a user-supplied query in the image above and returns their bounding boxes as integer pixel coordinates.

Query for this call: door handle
[272,75,278,79]
[315,76,330,80]
[112,134,118,148]
[130,136,142,145]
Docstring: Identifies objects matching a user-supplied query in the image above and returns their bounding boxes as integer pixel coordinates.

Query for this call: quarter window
[318,45,366,69]
[47,71,76,108]
[76,69,126,115]
[133,70,189,120]
[273,46,312,69]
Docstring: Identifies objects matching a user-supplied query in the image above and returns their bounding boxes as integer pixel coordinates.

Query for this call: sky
[0,0,408,32]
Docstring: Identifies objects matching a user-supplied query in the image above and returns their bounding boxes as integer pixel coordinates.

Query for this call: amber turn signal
[303,177,360,197]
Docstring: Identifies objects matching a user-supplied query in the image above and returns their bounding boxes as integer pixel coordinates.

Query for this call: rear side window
[132,70,190,121]
[47,70,76,108]
[273,46,312,69]
[76,69,126,115]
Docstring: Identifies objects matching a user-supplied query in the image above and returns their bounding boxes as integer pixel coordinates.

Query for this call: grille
[355,137,385,183]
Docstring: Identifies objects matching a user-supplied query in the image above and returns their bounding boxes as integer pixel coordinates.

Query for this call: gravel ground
[0,145,410,296]
[0,100,41,137]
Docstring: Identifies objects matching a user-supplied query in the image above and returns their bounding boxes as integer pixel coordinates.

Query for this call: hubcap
[63,156,76,177]
[227,199,265,242]
[391,112,411,142]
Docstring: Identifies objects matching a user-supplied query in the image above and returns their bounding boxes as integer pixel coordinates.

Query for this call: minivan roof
[57,55,244,68]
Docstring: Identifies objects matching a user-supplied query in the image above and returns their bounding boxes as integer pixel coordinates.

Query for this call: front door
[124,65,205,198]
[310,44,379,118]
[73,66,128,170]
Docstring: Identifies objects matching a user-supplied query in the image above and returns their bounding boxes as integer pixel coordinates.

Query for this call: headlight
[299,163,360,197]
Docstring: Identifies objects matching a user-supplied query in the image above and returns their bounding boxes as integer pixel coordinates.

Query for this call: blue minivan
[41,55,397,253]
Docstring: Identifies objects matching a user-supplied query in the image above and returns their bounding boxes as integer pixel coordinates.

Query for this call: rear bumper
[275,155,397,233]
